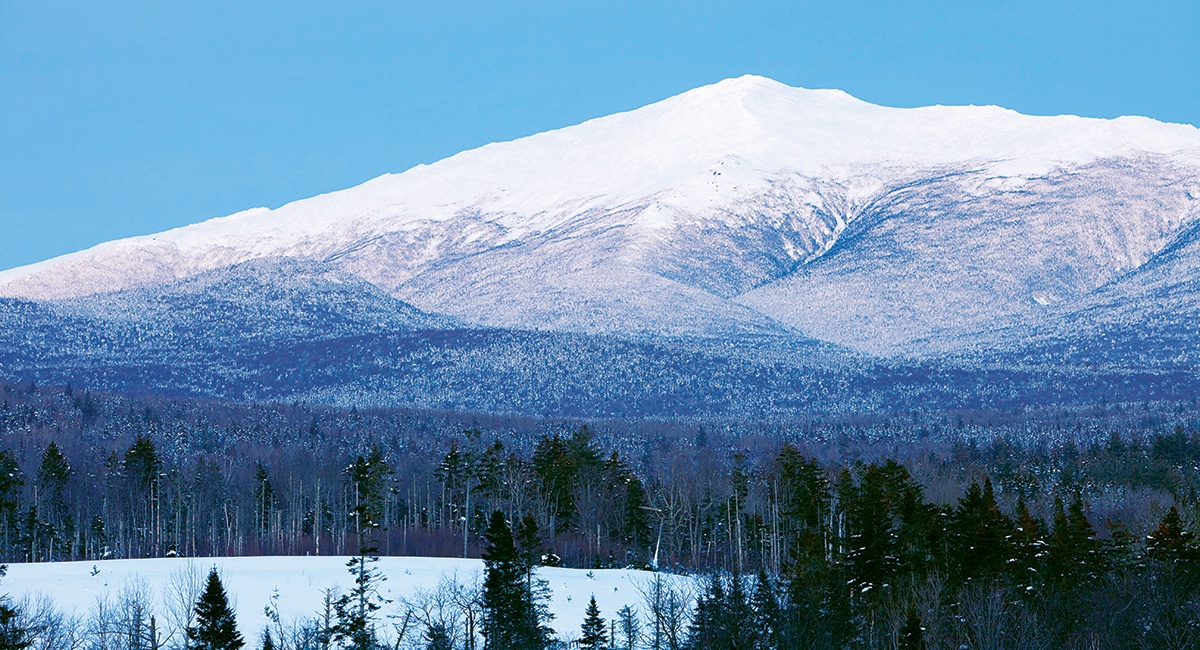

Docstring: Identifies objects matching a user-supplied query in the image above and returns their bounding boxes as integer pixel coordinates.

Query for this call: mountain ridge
[1,76,1199,415]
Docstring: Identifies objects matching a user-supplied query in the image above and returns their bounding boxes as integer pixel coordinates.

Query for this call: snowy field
[0,556,692,642]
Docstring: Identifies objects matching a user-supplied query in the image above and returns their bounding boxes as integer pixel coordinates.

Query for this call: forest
[1,379,1200,648]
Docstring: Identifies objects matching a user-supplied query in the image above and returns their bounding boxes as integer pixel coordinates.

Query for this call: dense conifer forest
[2,379,1200,647]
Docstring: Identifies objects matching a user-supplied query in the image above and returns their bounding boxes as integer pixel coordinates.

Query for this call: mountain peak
[2,77,1198,304]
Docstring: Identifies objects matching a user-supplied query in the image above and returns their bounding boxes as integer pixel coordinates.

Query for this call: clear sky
[1,1,1197,271]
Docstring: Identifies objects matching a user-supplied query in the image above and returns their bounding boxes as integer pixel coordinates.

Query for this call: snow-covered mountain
[1,75,1199,413]
[3,75,1198,348]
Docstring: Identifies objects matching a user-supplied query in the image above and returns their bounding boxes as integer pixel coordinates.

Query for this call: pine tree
[686,574,726,649]
[613,605,640,650]
[1009,497,1046,593]
[0,596,29,650]
[948,478,1013,583]
[1148,505,1192,561]
[481,511,550,650]
[1047,493,1098,584]
[345,446,392,547]
[333,554,386,650]
[260,632,275,650]
[0,452,23,555]
[516,514,543,573]
[188,568,245,650]
[579,596,607,650]
[423,623,452,650]
[899,608,924,650]
[725,573,757,650]
[750,571,781,649]
[252,462,276,538]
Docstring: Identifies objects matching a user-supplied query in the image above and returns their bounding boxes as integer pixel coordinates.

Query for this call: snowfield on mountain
[1,76,1197,414]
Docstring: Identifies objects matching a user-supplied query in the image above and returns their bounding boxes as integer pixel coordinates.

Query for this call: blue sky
[1,1,1197,271]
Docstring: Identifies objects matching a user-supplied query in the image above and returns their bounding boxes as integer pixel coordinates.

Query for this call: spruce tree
[750,571,781,649]
[686,574,726,649]
[423,623,452,650]
[516,514,543,573]
[579,595,607,650]
[333,554,385,650]
[0,596,29,650]
[948,478,1013,583]
[188,568,244,650]
[614,605,640,650]
[481,511,550,650]
[899,608,924,650]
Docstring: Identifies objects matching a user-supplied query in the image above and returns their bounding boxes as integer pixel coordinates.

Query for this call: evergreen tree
[0,452,23,554]
[775,445,829,566]
[423,623,452,650]
[1008,497,1046,592]
[124,436,162,492]
[621,475,651,552]
[725,573,757,650]
[332,554,386,650]
[750,571,781,649]
[579,595,607,650]
[516,514,543,573]
[0,596,29,650]
[188,568,245,650]
[899,608,924,650]
[345,446,392,546]
[35,442,72,559]
[686,574,726,649]
[260,632,275,650]
[613,605,640,650]
[1147,505,1193,562]
[1047,493,1099,584]
[252,462,276,538]
[948,478,1013,582]
[481,511,550,650]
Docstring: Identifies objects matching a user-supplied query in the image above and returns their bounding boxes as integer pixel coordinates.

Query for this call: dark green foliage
[516,513,543,571]
[841,461,938,591]
[481,511,551,650]
[124,436,162,492]
[775,444,828,566]
[621,474,651,551]
[1147,505,1194,563]
[423,623,452,650]
[579,595,607,650]
[1047,493,1099,584]
[686,573,756,650]
[36,442,70,507]
[253,462,276,537]
[188,568,245,650]
[0,596,29,650]
[0,452,23,553]
[899,608,924,650]
[345,445,392,549]
[948,478,1013,582]
[332,554,386,650]
[750,571,781,649]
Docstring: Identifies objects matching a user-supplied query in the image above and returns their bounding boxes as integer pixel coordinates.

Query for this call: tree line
[2,381,1200,646]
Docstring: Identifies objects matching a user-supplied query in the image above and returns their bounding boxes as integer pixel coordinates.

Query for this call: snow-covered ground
[0,556,692,643]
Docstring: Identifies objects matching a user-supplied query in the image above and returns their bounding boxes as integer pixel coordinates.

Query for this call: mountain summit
[2,76,1199,361]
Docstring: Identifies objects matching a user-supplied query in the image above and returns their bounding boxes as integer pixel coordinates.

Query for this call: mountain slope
[2,76,1197,347]
[737,157,1200,355]
[1,76,1199,415]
